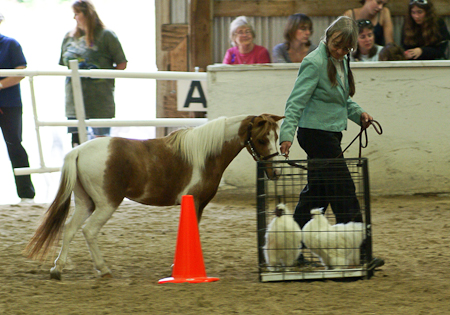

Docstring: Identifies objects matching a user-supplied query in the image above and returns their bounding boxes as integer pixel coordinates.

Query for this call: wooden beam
[189,0,213,72]
[214,0,450,17]
[161,24,189,51]
[169,37,189,71]
[214,0,295,17]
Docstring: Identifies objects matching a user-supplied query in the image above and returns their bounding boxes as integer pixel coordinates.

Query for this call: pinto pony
[25,114,284,279]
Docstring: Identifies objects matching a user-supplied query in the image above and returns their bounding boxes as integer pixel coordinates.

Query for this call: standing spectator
[351,19,383,61]
[222,16,271,64]
[402,0,450,60]
[343,0,394,46]
[279,16,384,270]
[272,13,316,63]
[60,0,127,147]
[0,13,35,203]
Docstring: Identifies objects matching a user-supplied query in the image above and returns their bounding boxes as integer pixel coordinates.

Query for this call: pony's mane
[167,116,233,169]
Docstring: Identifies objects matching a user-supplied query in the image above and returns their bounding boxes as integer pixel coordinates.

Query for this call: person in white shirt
[351,19,383,62]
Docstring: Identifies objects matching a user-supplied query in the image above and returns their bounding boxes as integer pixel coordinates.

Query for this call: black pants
[294,128,362,228]
[0,107,35,199]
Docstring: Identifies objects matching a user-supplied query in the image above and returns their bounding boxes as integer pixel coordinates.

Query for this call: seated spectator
[379,42,407,61]
[402,0,450,60]
[222,16,271,64]
[272,13,316,63]
[343,0,394,46]
[351,19,383,62]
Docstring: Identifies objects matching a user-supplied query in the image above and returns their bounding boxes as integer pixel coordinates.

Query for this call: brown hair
[379,42,406,61]
[283,13,313,50]
[403,0,441,46]
[70,0,105,47]
[352,19,379,61]
[323,16,358,97]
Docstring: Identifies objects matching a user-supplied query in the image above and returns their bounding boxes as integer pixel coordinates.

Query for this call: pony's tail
[25,149,79,260]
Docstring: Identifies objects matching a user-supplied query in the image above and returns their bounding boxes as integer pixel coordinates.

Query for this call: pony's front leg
[50,204,92,280]
[82,205,116,278]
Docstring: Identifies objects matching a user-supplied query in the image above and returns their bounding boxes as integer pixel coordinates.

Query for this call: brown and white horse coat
[26,114,284,279]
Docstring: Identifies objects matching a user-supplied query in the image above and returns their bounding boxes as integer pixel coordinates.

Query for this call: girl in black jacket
[402,0,450,60]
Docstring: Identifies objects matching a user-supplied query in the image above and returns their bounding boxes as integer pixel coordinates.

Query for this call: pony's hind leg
[81,202,118,278]
[50,189,94,280]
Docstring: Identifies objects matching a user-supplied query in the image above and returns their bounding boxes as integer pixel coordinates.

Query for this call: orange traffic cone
[159,195,220,284]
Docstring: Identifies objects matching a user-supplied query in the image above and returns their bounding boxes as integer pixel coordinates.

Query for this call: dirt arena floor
[1,188,449,315]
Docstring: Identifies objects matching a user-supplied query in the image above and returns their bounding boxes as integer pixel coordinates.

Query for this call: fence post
[69,60,88,144]
[28,76,46,168]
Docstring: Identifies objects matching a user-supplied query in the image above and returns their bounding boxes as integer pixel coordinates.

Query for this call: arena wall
[207,61,450,195]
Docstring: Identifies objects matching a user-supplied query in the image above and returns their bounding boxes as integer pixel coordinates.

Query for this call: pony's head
[241,114,284,180]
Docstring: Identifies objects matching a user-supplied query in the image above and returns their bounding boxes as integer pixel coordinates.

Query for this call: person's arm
[272,44,288,63]
[0,65,26,89]
[342,9,352,18]
[279,58,319,144]
[347,97,364,124]
[347,97,373,129]
[381,7,394,44]
[222,49,233,64]
[360,112,373,129]
[104,30,128,69]
[280,141,292,157]
[115,62,127,70]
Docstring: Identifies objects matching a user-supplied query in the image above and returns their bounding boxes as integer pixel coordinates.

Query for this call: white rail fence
[0,60,208,176]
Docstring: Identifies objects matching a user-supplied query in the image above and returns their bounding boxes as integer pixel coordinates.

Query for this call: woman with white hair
[222,16,271,64]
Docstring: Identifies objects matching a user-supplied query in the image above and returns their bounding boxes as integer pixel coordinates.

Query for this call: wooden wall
[213,0,450,17]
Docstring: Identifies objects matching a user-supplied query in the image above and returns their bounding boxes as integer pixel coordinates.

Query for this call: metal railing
[0,60,208,175]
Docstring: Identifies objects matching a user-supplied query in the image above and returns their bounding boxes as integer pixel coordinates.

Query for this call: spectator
[379,42,407,61]
[351,19,383,61]
[0,13,35,203]
[402,0,450,60]
[60,0,127,147]
[343,0,394,46]
[272,13,316,63]
[222,16,271,64]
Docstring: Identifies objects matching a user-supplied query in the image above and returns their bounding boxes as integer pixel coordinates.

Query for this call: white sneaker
[20,198,35,204]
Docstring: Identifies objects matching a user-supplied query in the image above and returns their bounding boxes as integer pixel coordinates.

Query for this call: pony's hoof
[50,268,62,280]
[101,273,113,279]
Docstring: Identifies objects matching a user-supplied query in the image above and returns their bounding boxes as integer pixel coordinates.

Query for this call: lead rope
[284,120,383,169]
[337,119,383,159]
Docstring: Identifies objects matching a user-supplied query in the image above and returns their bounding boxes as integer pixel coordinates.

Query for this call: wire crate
[256,158,374,282]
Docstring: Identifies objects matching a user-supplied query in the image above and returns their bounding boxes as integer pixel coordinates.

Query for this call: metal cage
[256,158,374,282]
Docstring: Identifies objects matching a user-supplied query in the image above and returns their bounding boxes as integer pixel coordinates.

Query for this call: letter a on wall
[177,80,208,112]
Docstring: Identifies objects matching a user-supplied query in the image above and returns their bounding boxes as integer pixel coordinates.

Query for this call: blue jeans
[67,117,110,146]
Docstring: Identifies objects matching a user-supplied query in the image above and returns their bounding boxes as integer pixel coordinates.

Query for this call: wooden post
[189,0,213,72]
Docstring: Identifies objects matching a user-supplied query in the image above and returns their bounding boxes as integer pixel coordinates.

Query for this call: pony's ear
[261,113,285,122]
[256,119,267,127]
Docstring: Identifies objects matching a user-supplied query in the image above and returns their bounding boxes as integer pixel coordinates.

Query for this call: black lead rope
[286,120,383,169]
[338,119,383,159]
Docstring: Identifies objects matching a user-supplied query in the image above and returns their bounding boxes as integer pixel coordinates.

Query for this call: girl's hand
[405,48,422,60]
[280,141,292,158]
[361,112,373,129]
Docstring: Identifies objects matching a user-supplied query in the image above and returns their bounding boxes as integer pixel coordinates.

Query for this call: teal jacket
[280,41,365,144]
